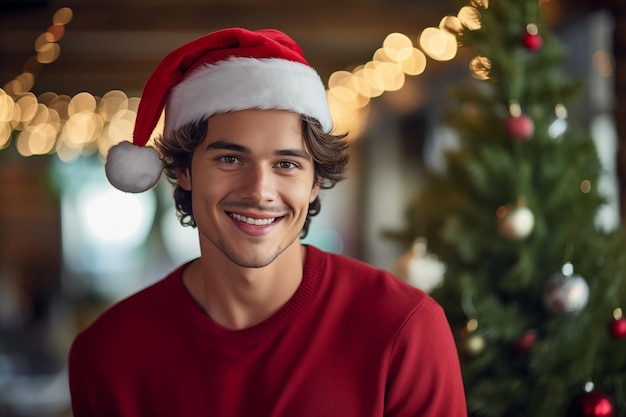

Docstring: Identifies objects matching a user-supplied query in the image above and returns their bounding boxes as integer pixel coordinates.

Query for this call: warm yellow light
[439,16,463,35]
[0,6,77,156]
[15,93,38,128]
[508,101,522,117]
[382,32,414,63]
[526,23,539,36]
[24,123,57,155]
[458,6,482,31]
[2,0,492,154]
[328,85,356,105]
[127,97,140,112]
[99,90,129,122]
[328,71,359,103]
[327,95,368,141]
[38,91,58,106]
[62,116,91,148]
[3,80,17,97]
[580,180,591,194]
[62,110,103,150]
[329,84,369,109]
[466,318,479,332]
[375,61,405,92]
[105,109,136,146]
[0,91,15,123]
[69,92,97,116]
[34,33,50,52]
[351,66,375,98]
[555,104,568,119]
[398,48,427,76]
[419,27,457,61]
[343,108,368,141]
[53,7,73,25]
[16,130,33,156]
[471,0,489,8]
[469,55,492,80]
[57,139,83,162]
[327,94,357,121]
[30,103,50,126]
[10,98,22,128]
[15,73,35,94]
[49,95,71,120]
[361,62,386,98]
[37,42,61,64]
[328,71,354,88]
[0,123,10,149]
[46,107,61,132]
[373,48,393,64]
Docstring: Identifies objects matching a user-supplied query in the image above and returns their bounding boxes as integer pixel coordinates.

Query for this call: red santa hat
[105,27,333,193]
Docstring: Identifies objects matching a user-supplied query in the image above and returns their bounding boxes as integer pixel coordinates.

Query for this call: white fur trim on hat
[105,141,162,193]
[165,57,332,134]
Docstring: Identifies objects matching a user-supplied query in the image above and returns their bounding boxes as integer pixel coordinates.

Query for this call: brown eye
[219,155,240,164]
[276,161,298,169]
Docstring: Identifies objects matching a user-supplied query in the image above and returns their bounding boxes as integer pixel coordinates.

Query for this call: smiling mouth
[228,212,279,226]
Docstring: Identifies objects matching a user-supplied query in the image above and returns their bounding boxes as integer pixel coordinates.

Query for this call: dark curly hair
[155,115,350,238]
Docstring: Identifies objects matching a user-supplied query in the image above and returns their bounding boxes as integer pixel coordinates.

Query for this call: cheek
[289,185,317,211]
[193,178,228,203]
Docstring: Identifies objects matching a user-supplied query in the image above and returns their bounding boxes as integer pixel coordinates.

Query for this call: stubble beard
[209,227,302,269]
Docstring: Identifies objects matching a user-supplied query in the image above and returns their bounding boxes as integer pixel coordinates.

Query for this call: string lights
[0,3,487,161]
[327,4,484,138]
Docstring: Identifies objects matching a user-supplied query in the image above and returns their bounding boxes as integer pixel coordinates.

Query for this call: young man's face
[177,109,320,268]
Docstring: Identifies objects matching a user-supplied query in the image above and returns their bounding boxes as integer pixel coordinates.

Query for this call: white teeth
[229,213,276,225]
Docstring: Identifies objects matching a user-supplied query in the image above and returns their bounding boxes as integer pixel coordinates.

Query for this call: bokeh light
[469,55,492,80]
[458,6,482,31]
[1,1,491,153]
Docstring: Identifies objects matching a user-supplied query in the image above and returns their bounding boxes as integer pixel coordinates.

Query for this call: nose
[239,163,276,203]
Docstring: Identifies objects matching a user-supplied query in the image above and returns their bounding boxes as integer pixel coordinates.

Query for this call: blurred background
[0,0,622,415]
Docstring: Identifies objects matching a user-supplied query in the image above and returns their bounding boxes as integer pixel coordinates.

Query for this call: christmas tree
[392,0,626,416]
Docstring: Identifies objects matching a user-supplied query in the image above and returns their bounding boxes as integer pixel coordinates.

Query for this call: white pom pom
[105,141,162,193]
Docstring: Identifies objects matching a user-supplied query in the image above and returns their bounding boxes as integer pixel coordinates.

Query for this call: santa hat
[105,27,333,193]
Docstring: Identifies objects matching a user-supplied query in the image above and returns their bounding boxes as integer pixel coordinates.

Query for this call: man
[69,27,467,416]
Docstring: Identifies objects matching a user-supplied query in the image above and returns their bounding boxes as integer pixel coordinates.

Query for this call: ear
[309,178,321,203]
[176,166,192,191]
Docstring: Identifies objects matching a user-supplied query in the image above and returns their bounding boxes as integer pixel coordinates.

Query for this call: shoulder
[306,245,433,323]
[69,264,186,359]
[89,272,177,328]
[309,245,426,296]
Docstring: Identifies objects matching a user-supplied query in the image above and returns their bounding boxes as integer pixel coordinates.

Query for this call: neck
[184,243,307,330]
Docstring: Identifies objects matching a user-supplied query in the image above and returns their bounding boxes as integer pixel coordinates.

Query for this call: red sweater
[69,245,467,416]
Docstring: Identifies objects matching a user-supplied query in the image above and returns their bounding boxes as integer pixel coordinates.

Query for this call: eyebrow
[206,140,312,161]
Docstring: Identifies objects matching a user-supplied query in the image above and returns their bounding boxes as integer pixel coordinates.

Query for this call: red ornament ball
[522,24,542,50]
[567,390,614,417]
[505,114,534,140]
[522,32,542,50]
[608,317,626,339]
[514,329,537,354]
